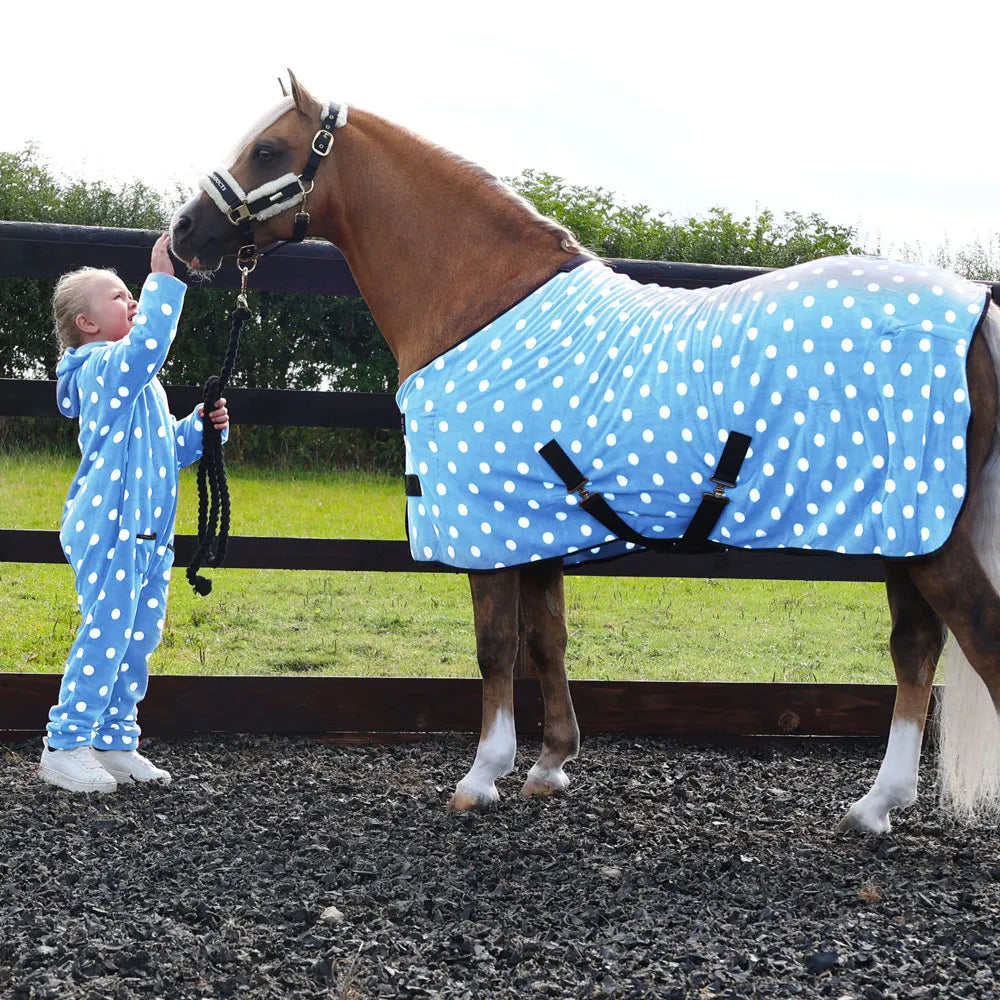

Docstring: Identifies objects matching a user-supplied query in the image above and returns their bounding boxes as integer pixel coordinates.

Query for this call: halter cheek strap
[200,102,349,259]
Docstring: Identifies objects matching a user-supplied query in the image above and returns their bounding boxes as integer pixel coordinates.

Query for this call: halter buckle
[227,203,252,225]
[311,129,335,156]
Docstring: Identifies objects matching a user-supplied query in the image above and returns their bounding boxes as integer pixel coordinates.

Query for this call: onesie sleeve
[173,406,229,470]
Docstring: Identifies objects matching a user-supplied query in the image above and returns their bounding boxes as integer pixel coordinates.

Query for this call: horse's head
[171,71,346,274]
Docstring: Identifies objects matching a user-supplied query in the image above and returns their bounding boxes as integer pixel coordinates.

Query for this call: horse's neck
[321,110,582,381]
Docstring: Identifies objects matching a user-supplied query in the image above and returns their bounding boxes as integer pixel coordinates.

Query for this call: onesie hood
[56,342,106,418]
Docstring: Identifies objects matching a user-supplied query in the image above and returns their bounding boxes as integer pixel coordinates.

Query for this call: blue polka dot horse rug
[398,256,990,571]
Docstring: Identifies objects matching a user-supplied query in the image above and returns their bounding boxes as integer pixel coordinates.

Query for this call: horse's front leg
[839,563,943,835]
[448,569,521,812]
[518,559,579,797]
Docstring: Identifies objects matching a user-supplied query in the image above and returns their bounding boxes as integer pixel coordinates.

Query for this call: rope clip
[237,253,257,312]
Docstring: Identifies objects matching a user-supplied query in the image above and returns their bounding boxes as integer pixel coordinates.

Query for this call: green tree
[0,146,173,380]
[0,145,61,221]
[507,169,865,266]
[937,239,1000,283]
[164,287,392,391]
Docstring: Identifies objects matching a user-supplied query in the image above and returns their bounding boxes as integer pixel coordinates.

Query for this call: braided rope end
[187,567,214,596]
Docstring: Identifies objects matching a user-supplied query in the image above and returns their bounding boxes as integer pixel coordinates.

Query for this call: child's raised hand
[151,233,175,277]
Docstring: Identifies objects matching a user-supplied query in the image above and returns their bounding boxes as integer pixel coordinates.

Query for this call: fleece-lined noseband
[200,102,349,264]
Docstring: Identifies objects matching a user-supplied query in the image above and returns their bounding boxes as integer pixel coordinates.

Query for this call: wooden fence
[0,221,897,741]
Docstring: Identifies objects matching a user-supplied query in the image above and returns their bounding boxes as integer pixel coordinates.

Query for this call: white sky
[2,0,998,258]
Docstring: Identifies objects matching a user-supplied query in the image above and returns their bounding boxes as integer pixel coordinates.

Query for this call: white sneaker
[38,739,117,794]
[93,749,172,785]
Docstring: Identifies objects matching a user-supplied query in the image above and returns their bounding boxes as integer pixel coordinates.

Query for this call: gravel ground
[3,734,1000,1000]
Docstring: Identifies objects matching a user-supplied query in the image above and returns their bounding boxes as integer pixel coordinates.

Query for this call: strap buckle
[227,203,252,224]
[702,485,730,507]
[311,129,335,156]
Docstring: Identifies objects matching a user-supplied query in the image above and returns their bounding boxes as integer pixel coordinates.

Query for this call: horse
[170,72,1000,834]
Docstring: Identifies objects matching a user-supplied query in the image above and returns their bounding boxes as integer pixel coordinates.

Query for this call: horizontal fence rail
[0,674,902,742]
[0,527,885,581]
[2,223,896,740]
[1,377,400,428]
[0,220,776,293]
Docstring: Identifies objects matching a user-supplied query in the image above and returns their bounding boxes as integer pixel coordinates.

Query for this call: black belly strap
[539,431,751,554]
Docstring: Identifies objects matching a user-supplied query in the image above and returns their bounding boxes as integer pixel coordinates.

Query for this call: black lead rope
[186,270,252,596]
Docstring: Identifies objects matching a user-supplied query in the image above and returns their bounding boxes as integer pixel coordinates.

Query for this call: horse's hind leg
[844,310,1000,830]
[904,522,1000,823]
[839,564,945,835]
[907,313,1000,824]
[448,570,521,812]
[517,559,580,797]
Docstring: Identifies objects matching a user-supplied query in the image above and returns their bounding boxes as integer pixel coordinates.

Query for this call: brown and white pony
[171,73,1000,833]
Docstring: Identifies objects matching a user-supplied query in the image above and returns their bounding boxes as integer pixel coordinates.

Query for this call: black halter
[200,102,348,266]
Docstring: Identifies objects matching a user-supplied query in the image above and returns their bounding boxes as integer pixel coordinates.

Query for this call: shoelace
[71,748,115,775]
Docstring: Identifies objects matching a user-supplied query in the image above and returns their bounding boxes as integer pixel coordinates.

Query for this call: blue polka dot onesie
[50,273,208,750]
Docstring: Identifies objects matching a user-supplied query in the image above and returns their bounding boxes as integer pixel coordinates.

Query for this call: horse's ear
[278,76,289,97]
[287,69,320,115]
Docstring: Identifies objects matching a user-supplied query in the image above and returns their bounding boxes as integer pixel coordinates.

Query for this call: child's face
[77,274,137,344]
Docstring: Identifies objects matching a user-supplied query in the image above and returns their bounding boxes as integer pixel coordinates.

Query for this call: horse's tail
[937,296,1000,823]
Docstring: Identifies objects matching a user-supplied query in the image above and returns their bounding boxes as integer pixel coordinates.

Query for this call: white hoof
[837,792,892,837]
[448,781,499,812]
[838,802,892,836]
[521,762,570,797]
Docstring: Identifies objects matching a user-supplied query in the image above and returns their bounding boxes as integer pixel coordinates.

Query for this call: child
[41,233,229,793]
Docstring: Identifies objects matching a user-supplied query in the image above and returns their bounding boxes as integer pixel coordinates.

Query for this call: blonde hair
[52,266,118,351]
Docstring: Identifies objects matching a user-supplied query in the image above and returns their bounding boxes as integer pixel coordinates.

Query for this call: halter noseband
[200,102,349,266]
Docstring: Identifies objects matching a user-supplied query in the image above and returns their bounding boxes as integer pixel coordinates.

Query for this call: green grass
[0,452,894,683]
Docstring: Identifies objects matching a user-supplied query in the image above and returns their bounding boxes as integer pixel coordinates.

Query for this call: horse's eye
[253,145,273,161]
